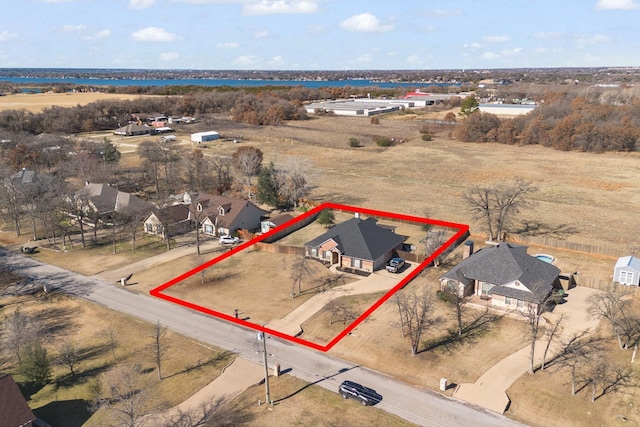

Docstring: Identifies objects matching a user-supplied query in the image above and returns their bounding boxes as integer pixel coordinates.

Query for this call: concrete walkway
[267,263,419,337]
[143,356,265,425]
[453,286,602,413]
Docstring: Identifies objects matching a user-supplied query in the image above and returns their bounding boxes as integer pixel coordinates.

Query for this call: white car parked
[219,235,240,245]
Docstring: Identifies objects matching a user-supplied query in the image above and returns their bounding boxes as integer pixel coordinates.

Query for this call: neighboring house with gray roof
[304,216,405,273]
[74,183,153,225]
[440,242,561,314]
[194,194,268,237]
[143,204,192,238]
[260,213,295,234]
[614,255,640,286]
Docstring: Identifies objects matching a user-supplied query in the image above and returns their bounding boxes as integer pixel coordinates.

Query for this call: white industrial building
[191,131,220,143]
[478,104,537,116]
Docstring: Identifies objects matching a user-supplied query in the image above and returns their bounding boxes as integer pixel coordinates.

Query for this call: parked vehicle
[219,235,240,245]
[386,257,405,273]
[338,380,381,406]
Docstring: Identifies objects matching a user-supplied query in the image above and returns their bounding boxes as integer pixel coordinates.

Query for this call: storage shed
[191,131,220,143]
[614,255,640,286]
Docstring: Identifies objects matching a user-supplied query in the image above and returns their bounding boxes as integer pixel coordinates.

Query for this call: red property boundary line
[150,202,469,352]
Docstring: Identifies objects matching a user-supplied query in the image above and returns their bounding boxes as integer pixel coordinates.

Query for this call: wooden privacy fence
[509,235,628,258]
[254,242,305,256]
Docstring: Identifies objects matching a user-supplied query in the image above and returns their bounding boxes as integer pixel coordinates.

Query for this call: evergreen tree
[256,162,280,207]
[21,342,51,386]
[102,139,121,164]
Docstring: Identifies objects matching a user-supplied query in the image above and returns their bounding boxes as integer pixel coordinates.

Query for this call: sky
[2,0,640,70]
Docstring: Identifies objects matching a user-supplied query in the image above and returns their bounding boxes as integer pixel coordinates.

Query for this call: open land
[0,92,148,113]
[2,93,640,426]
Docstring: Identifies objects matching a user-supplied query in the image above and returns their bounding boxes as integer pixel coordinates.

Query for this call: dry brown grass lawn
[0,290,231,426]
[213,374,413,427]
[0,92,149,113]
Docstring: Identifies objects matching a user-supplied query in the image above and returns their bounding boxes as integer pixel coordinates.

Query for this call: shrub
[436,290,454,304]
[370,116,380,124]
[422,134,432,141]
[348,137,361,148]
[375,136,392,147]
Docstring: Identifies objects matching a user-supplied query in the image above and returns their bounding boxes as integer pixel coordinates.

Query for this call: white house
[614,255,640,286]
[191,131,220,143]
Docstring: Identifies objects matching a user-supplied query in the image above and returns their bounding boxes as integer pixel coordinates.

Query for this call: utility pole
[257,331,271,405]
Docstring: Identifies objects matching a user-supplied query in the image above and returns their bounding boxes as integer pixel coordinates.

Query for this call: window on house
[311,248,317,257]
[197,204,202,212]
[517,299,524,308]
[352,258,362,269]
[157,225,163,235]
[204,224,213,234]
[146,223,153,233]
[505,296,512,305]
[481,282,494,297]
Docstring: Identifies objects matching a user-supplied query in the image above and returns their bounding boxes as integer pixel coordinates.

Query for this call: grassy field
[0,92,148,112]
[2,93,640,426]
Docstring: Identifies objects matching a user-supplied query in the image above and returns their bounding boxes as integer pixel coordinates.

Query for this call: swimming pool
[534,254,555,264]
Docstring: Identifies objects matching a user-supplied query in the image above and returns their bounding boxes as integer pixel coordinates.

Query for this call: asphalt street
[0,247,526,427]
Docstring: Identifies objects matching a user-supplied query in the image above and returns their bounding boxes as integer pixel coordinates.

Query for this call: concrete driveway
[267,262,420,337]
[453,286,602,414]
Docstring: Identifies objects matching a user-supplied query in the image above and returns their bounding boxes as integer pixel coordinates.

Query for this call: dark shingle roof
[0,374,36,427]
[441,243,560,302]
[79,183,153,215]
[196,194,268,229]
[305,217,405,261]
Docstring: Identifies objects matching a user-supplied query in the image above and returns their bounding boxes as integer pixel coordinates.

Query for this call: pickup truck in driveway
[386,257,405,273]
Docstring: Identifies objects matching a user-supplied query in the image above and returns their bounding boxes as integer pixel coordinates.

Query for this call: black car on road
[338,380,382,406]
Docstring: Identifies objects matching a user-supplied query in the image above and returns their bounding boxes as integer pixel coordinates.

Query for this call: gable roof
[305,217,405,261]
[145,203,190,225]
[195,194,268,229]
[615,255,640,272]
[79,183,153,215]
[10,168,39,185]
[441,243,560,302]
[0,374,36,427]
[113,123,152,135]
[264,213,295,227]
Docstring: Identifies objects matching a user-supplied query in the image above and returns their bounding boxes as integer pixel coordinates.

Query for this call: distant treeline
[456,89,640,152]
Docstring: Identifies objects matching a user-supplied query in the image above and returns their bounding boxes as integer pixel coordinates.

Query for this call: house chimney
[355,212,360,219]
[463,240,474,259]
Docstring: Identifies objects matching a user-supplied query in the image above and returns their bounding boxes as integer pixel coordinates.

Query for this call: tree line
[455,89,640,152]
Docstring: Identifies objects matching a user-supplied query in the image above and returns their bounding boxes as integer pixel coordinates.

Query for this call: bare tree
[393,287,441,356]
[104,364,152,427]
[325,299,357,325]
[540,314,564,371]
[289,255,313,298]
[588,287,631,350]
[55,338,81,378]
[2,307,39,365]
[150,321,168,380]
[555,333,603,395]
[103,326,118,362]
[521,285,554,374]
[463,179,536,241]
[232,146,263,198]
[276,156,315,208]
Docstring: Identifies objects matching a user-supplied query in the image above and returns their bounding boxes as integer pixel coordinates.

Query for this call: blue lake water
[0,76,460,89]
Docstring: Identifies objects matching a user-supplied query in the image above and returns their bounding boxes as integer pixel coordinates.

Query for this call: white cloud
[131,27,179,42]
[574,33,610,45]
[426,9,463,18]
[356,53,372,63]
[534,31,561,39]
[0,31,18,42]
[340,13,394,33]
[217,41,239,48]
[269,55,284,65]
[407,54,422,65]
[483,35,510,43]
[63,24,87,32]
[463,42,482,49]
[243,0,318,16]
[129,0,156,9]
[82,29,111,40]
[160,52,180,61]
[254,30,269,39]
[423,25,437,33]
[596,0,640,10]
[233,55,259,66]
[306,24,325,34]
[535,47,547,53]
[482,52,499,60]
[501,47,523,56]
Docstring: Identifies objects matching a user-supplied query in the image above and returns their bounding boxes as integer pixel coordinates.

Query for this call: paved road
[0,247,525,427]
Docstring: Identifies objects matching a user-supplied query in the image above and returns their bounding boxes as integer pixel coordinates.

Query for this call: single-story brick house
[439,242,561,314]
[194,194,268,237]
[614,255,640,286]
[304,216,405,273]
